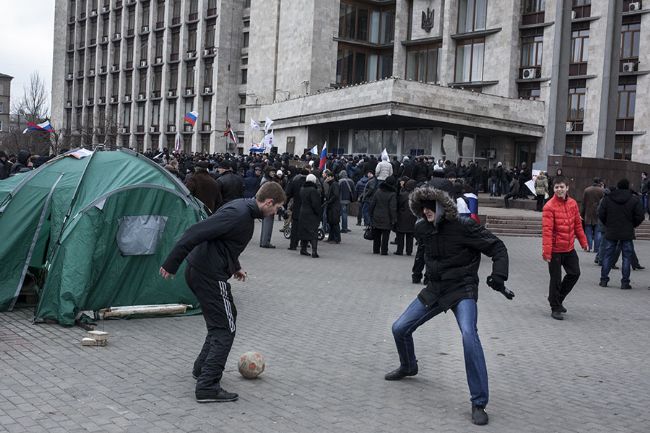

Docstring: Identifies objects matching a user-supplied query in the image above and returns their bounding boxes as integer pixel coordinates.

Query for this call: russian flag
[23,120,54,134]
[184,110,199,126]
[464,193,480,224]
[318,141,327,170]
[249,143,266,153]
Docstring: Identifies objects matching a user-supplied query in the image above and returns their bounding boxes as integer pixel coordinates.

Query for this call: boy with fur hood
[385,184,513,426]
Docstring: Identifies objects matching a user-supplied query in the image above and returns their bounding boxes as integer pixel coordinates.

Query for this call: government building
[52,0,650,169]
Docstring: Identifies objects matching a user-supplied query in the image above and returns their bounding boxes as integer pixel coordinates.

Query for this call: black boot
[300,241,310,256]
[412,274,422,284]
[384,365,418,381]
[311,240,319,258]
[471,405,489,425]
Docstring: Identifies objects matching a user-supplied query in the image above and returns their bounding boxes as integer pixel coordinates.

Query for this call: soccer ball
[238,351,265,379]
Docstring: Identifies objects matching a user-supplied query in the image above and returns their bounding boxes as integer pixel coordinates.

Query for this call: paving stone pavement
[1,221,650,433]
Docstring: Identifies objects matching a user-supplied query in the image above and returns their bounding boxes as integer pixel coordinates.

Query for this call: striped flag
[23,120,55,134]
[184,111,199,126]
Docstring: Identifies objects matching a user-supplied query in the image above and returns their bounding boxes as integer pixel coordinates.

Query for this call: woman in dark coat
[298,174,322,258]
[395,179,417,255]
[369,176,398,255]
[324,170,341,243]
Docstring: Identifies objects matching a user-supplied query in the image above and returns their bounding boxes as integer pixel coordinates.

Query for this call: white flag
[262,130,274,147]
[310,145,318,154]
[250,118,260,130]
[264,117,274,133]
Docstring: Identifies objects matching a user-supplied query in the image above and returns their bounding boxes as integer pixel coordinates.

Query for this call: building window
[241,68,248,84]
[0,102,4,113]
[185,62,195,91]
[137,103,145,129]
[122,105,131,128]
[244,0,251,7]
[204,61,214,87]
[239,108,246,123]
[167,100,176,126]
[242,32,249,48]
[567,79,586,131]
[188,25,197,52]
[570,25,589,76]
[168,66,178,90]
[572,0,591,19]
[617,78,636,131]
[205,22,216,48]
[520,28,543,78]
[151,101,160,126]
[458,0,487,34]
[406,44,441,84]
[336,44,393,85]
[338,1,394,44]
[565,135,582,156]
[620,19,640,71]
[152,69,162,93]
[522,0,545,25]
[614,135,632,160]
[202,96,212,129]
[141,2,150,27]
[455,38,484,82]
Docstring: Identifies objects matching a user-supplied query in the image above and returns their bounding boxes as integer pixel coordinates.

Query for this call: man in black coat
[598,178,645,289]
[285,168,308,250]
[215,160,245,209]
[160,182,286,403]
[324,170,341,243]
[385,184,513,426]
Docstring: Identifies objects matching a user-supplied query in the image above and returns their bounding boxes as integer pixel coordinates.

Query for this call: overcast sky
[0,0,55,111]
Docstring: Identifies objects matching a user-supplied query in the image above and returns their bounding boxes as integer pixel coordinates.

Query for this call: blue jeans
[340,202,349,231]
[601,239,633,285]
[362,202,371,226]
[584,224,601,252]
[391,297,489,406]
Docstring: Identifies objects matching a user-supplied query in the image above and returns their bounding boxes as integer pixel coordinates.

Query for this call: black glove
[487,275,515,300]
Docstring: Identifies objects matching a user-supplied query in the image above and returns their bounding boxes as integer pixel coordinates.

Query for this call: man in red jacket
[542,176,588,320]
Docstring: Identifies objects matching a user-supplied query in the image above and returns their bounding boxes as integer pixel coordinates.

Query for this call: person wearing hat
[385,183,513,426]
[298,174,322,257]
[324,170,341,243]
[215,160,245,210]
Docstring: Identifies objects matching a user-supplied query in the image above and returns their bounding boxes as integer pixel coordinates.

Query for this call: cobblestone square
[1,222,649,433]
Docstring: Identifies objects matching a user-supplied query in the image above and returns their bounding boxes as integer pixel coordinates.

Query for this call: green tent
[0,149,207,325]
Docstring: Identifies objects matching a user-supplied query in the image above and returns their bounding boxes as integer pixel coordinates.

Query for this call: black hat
[218,160,231,170]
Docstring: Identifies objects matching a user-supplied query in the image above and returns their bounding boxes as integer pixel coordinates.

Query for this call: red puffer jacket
[542,195,588,260]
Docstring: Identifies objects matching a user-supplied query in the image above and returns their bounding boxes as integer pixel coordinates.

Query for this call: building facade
[0,73,12,135]
[51,0,650,167]
[51,0,250,153]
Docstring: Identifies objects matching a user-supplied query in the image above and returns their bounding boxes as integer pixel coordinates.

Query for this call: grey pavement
[1,221,650,433]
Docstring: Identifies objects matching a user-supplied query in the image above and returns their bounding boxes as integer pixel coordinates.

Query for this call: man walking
[337,170,356,233]
[598,178,645,290]
[159,182,286,403]
[582,178,604,252]
[385,184,513,426]
[542,176,588,320]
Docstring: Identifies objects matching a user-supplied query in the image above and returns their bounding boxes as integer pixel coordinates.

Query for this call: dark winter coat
[395,183,417,233]
[0,160,10,180]
[215,171,245,207]
[598,188,645,241]
[338,177,356,203]
[410,186,509,311]
[243,173,261,198]
[325,180,341,224]
[369,182,397,230]
[582,184,605,226]
[185,171,221,213]
[161,198,262,281]
[285,174,306,221]
[298,182,321,240]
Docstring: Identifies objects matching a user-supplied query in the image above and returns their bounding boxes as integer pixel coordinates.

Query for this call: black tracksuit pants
[185,265,237,392]
[547,250,580,312]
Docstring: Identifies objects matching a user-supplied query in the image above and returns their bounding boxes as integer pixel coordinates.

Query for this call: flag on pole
[310,144,318,155]
[264,117,274,133]
[184,111,199,126]
[174,133,182,152]
[250,118,260,130]
[223,119,238,144]
[23,120,55,134]
[318,141,328,170]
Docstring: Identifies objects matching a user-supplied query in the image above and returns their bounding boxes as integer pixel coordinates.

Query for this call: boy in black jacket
[385,185,513,426]
[160,182,285,403]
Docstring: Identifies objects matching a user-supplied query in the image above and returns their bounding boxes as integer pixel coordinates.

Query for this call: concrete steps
[484,215,650,240]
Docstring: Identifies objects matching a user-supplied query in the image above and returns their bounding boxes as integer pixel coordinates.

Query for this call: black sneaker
[471,405,489,425]
[621,283,632,290]
[551,311,564,320]
[599,279,608,287]
[384,366,418,381]
[559,305,567,313]
[196,388,239,403]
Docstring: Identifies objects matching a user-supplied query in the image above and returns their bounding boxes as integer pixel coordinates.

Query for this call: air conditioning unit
[185,88,193,95]
[565,121,574,132]
[168,125,176,132]
[87,98,94,105]
[138,93,145,100]
[149,126,157,132]
[67,73,73,79]
[113,33,121,40]
[102,35,108,43]
[623,62,637,72]
[142,25,149,33]
[110,96,117,103]
[203,48,211,56]
[66,101,72,107]
[203,124,211,131]
[124,95,131,102]
[90,10,97,17]
[522,68,537,79]
[155,56,162,64]
[99,96,106,103]
[167,89,176,97]
[100,65,107,73]
[204,86,212,93]
[102,5,109,13]
[119,127,128,133]
[140,59,147,67]
[571,10,576,20]
[111,65,119,72]
[187,51,197,59]
[89,68,95,75]
[629,2,641,11]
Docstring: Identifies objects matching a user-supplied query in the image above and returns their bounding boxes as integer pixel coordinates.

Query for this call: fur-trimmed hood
[409,185,458,224]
